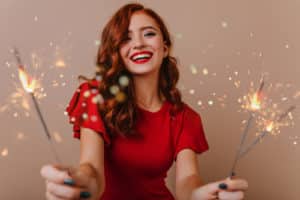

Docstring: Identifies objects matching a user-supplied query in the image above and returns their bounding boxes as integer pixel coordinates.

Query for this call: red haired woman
[41,3,248,200]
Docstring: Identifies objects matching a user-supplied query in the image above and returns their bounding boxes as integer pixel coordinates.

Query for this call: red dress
[66,80,209,200]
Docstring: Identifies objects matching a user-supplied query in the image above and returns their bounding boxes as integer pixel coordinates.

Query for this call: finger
[218,190,244,200]
[47,181,84,199]
[68,163,98,187]
[191,183,219,200]
[41,165,72,184]
[46,191,67,200]
[224,178,248,191]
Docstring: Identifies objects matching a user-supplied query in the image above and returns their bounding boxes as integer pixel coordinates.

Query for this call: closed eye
[144,32,156,37]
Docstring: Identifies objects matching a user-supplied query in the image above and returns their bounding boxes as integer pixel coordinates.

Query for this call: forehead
[128,12,159,31]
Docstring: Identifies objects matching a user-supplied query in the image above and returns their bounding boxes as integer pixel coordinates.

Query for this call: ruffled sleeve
[173,104,209,160]
[66,80,111,145]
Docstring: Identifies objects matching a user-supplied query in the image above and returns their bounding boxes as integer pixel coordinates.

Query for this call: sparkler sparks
[229,76,297,177]
[12,47,61,164]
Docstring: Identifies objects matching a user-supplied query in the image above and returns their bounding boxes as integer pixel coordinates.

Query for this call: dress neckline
[137,101,169,117]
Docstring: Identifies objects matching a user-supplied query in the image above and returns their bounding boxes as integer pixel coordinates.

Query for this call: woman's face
[119,12,168,76]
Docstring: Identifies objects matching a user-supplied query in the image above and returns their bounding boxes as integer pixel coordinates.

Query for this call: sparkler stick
[229,78,265,177]
[12,47,61,164]
[238,105,296,159]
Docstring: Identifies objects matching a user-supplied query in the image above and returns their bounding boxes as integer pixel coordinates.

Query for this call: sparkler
[238,105,296,158]
[12,47,61,164]
[229,78,265,177]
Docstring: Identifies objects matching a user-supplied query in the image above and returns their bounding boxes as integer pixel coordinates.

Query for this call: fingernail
[63,179,75,186]
[80,191,91,198]
[219,183,228,190]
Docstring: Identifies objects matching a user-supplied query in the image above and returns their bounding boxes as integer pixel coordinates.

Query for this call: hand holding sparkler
[40,163,102,199]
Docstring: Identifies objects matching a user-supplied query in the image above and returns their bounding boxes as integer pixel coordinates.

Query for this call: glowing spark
[189,89,195,95]
[190,64,198,74]
[265,121,274,132]
[234,81,241,88]
[202,68,208,75]
[221,21,228,28]
[55,59,66,68]
[293,91,300,99]
[1,148,8,157]
[18,68,37,93]
[197,101,202,106]
[285,44,290,49]
[249,92,262,111]
[208,100,214,106]
[95,40,101,46]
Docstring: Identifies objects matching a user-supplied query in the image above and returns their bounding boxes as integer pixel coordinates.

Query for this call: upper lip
[130,51,153,60]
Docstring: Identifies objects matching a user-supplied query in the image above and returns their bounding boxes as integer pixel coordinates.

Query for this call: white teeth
[132,54,151,61]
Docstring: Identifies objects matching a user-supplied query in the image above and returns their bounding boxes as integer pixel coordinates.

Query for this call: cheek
[119,47,129,62]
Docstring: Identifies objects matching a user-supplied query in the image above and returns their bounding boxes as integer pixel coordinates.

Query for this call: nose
[133,35,146,49]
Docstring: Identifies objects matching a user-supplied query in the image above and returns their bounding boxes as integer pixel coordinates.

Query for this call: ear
[163,42,169,58]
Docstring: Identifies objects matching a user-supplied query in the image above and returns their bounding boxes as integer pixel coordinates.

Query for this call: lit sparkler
[238,105,296,158]
[12,47,61,163]
[230,77,265,177]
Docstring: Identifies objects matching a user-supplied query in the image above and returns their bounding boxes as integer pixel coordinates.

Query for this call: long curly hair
[85,3,183,137]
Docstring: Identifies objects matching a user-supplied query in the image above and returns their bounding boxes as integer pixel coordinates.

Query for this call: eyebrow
[128,26,158,33]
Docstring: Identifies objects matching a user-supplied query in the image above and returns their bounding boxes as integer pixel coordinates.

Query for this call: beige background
[0,0,299,199]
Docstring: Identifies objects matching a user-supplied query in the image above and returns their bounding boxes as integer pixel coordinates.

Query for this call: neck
[133,73,163,111]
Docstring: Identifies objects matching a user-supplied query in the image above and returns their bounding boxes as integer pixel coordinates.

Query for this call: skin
[40,11,248,200]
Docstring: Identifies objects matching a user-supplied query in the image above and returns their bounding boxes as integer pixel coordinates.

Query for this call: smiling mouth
[130,51,153,64]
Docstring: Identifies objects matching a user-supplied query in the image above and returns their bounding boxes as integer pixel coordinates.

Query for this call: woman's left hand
[190,177,248,200]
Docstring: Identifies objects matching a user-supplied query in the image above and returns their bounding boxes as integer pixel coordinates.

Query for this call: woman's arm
[79,127,106,198]
[175,149,248,200]
[175,149,203,200]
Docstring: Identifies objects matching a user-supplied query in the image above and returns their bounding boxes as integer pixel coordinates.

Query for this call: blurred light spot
[115,92,126,102]
[95,40,101,46]
[190,64,198,74]
[53,132,63,143]
[197,101,202,106]
[221,21,228,28]
[175,33,183,39]
[202,68,208,75]
[109,85,120,95]
[1,148,8,157]
[285,44,289,49]
[189,89,195,95]
[208,100,214,106]
[119,75,129,87]
[55,59,66,68]
[83,90,91,98]
[92,94,104,104]
[17,132,25,140]
[82,113,88,120]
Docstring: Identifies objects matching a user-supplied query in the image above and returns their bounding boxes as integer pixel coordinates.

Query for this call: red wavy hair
[85,3,183,137]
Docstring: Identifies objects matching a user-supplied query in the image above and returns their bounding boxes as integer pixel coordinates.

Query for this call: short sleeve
[173,105,209,160]
[65,80,111,145]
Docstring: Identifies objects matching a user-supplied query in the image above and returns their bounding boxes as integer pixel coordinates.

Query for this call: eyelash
[123,32,156,42]
[144,32,156,37]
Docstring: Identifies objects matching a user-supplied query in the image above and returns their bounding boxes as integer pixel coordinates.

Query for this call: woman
[41,3,248,200]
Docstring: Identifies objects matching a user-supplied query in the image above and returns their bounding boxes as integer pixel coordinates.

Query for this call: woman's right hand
[40,163,102,200]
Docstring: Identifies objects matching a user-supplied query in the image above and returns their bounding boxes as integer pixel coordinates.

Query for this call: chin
[126,63,160,76]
